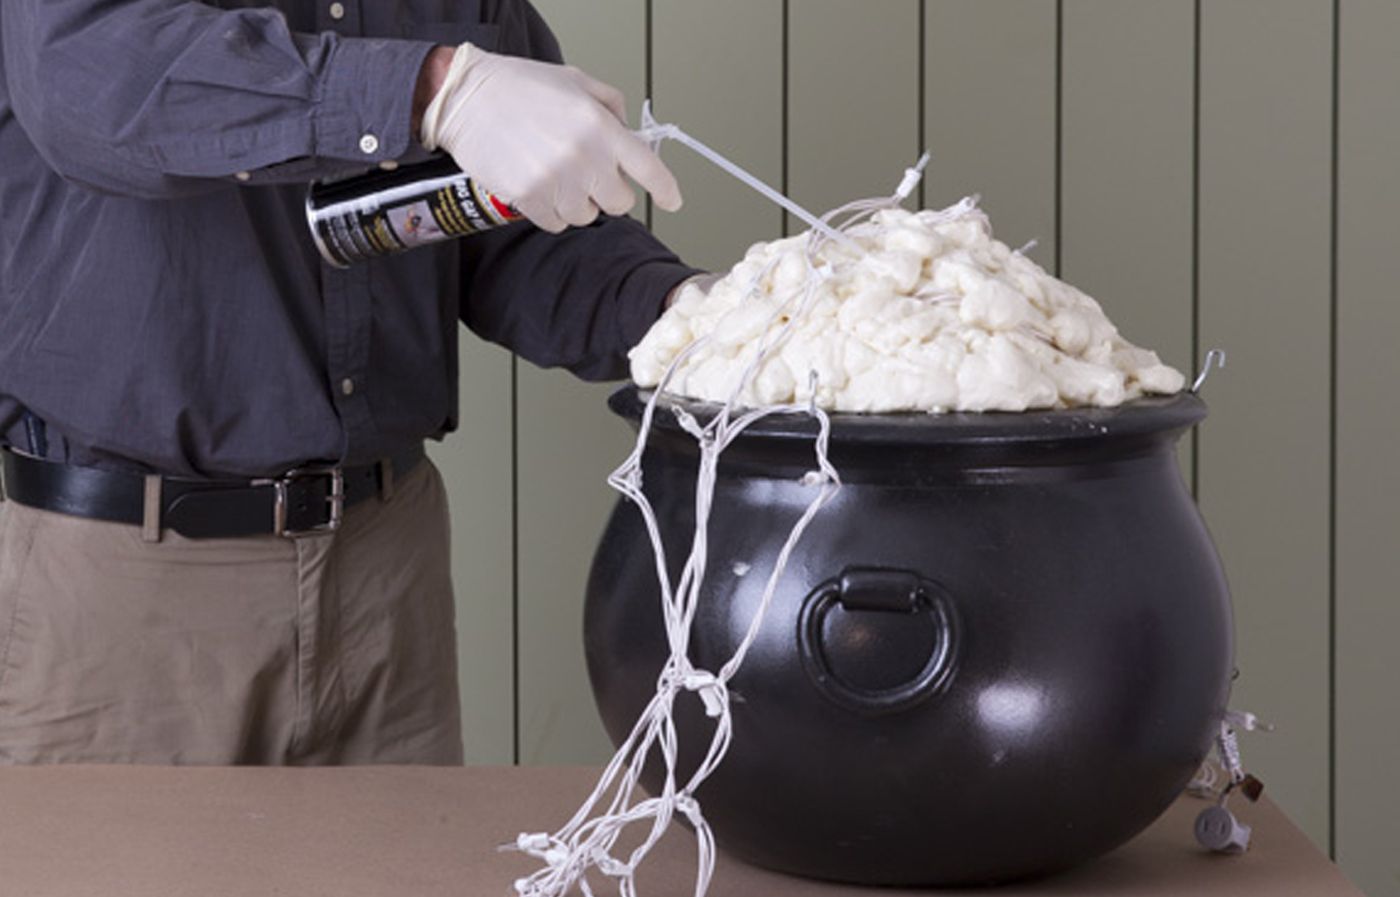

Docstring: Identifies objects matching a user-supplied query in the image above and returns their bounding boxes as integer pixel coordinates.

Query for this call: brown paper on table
[0,765,1364,897]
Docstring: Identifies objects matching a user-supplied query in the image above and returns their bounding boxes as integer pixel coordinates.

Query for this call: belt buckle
[262,466,345,538]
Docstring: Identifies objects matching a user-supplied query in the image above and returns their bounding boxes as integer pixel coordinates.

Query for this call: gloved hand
[420,43,682,234]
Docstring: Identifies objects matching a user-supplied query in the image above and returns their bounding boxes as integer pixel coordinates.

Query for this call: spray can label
[306,156,521,268]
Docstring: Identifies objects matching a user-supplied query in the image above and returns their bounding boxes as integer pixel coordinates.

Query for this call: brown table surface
[0,765,1365,897]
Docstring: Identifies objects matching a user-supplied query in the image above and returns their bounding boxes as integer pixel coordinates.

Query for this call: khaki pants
[0,459,463,765]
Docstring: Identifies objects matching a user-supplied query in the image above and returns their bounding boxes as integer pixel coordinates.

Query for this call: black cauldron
[584,386,1232,886]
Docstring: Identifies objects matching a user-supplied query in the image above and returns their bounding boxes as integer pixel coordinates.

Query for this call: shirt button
[329,2,346,20]
[359,133,380,155]
[234,171,251,182]
[341,378,356,397]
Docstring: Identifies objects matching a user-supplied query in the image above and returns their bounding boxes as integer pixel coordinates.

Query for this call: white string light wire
[504,111,939,897]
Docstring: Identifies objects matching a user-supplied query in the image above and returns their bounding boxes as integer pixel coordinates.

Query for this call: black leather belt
[0,445,425,539]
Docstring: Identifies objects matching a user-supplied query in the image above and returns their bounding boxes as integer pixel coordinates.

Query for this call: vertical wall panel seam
[645,0,655,233]
[1053,0,1063,278]
[1190,0,1202,500]
[918,0,927,211]
[781,0,790,237]
[510,356,521,766]
[1326,0,1341,863]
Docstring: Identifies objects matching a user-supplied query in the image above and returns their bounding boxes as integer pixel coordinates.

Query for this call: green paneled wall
[1335,3,1400,897]
[432,2,1396,893]
[1197,0,1337,847]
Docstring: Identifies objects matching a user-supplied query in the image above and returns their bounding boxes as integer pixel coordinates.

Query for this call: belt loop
[23,412,48,459]
[142,475,163,543]
[379,457,396,503]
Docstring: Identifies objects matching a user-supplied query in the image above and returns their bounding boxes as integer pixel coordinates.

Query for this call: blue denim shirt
[0,0,697,477]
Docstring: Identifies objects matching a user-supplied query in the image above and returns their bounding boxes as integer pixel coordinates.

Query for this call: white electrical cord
[1189,707,1271,855]
[504,111,939,897]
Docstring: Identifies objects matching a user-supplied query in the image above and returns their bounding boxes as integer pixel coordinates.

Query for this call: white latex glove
[420,43,682,233]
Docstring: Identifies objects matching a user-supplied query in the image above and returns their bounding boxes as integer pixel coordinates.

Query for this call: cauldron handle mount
[797,567,960,716]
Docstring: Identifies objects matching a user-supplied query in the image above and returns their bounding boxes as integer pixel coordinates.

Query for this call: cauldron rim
[609,385,1206,448]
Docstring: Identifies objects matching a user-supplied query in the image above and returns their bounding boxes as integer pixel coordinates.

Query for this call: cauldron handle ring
[797,567,960,717]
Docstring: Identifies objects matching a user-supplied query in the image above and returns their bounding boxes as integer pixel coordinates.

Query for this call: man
[0,0,700,765]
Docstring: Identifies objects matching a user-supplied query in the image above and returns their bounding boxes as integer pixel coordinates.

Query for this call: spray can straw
[634,101,860,250]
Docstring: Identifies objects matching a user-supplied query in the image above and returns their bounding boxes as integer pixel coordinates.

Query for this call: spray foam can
[306,156,521,268]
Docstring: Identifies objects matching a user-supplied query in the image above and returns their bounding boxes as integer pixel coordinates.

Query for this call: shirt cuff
[616,261,706,354]
[314,36,438,164]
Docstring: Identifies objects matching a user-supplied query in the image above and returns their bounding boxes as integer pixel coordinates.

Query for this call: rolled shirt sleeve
[1,0,435,198]
[459,215,702,382]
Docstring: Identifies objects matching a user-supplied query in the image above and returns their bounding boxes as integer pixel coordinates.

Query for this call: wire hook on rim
[1192,349,1228,394]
